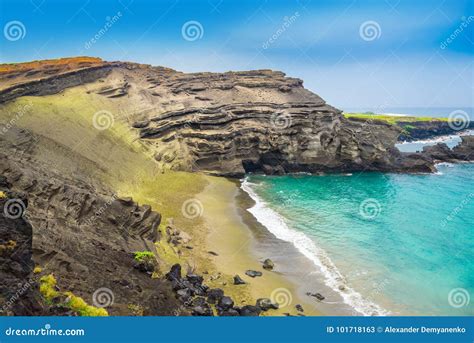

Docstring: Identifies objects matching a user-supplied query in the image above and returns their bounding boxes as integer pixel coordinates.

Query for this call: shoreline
[196,175,321,316]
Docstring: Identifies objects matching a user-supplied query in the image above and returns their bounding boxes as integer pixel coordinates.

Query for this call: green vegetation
[344,113,448,124]
[63,292,108,316]
[39,274,60,301]
[133,251,154,262]
[39,274,108,316]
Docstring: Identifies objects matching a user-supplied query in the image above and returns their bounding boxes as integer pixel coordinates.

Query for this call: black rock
[192,296,207,307]
[295,304,304,312]
[219,308,240,316]
[176,288,191,298]
[245,270,262,278]
[262,258,274,270]
[233,275,246,285]
[166,263,182,281]
[208,251,219,256]
[207,288,224,304]
[238,305,261,316]
[256,298,279,311]
[191,304,213,316]
[306,292,325,301]
[217,296,234,310]
[186,274,204,286]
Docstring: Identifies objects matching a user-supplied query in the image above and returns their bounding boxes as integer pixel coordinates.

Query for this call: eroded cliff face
[0,58,437,177]
[0,128,181,315]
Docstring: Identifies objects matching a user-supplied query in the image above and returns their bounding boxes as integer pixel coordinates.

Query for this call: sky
[0,0,473,109]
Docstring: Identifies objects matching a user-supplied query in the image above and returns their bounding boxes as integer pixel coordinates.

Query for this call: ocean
[242,164,474,316]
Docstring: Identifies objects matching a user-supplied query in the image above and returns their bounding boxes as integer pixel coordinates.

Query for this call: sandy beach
[196,175,321,316]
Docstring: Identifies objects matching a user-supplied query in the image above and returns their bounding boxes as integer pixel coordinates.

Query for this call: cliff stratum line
[0,57,472,317]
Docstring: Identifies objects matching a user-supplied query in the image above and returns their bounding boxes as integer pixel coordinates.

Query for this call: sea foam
[241,178,389,316]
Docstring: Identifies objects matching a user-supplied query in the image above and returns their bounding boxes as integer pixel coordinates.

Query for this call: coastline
[238,177,390,316]
[196,175,321,316]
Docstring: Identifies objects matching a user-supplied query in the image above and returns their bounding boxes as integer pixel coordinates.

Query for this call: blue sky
[1,0,472,109]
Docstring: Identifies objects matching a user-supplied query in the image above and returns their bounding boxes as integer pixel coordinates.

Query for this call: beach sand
[196,175,321,316]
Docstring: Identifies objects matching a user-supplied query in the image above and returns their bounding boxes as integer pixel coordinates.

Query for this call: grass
[133,251,154,262]
[344,113,449,124]
[39,274,108,316]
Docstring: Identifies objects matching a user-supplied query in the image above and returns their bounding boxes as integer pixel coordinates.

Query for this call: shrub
[133,251,154,262]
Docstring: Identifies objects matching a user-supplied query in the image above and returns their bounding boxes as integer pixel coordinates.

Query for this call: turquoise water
[244,164,474,315]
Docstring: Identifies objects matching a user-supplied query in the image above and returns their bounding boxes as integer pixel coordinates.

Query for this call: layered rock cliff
[0,57,441,176]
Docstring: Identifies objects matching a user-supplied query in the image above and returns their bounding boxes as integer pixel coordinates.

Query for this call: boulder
[245,270,262,278]
[262,258,274,270]
[217,296,234,310]
[207,288,224,304]
[166,264,182,281]
[256,298,279,311]
[238,305,261,316]
[233,275,246,285]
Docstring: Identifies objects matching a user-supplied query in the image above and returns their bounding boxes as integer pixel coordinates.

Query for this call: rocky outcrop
[0,127,181,315]
[0,176,43,315]
[0,58,118,103]
[1,58,440,176]
[422,136,474,163]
